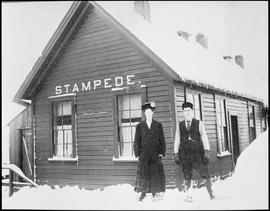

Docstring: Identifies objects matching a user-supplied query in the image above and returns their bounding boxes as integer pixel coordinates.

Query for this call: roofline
[7,105,30,127]
[12,1,265,105]
[13,1,85,104]
[91,1,180,82]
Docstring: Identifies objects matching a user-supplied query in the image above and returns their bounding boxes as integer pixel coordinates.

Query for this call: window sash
[216,98,229,153]
[117,94,142,158]
[49,96,76,158]
[186,92,202,120]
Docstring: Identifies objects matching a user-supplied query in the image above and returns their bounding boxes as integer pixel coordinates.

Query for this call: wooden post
[9,169,14,197]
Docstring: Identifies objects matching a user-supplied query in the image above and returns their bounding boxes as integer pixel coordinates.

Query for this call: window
[49,96,76,158]
[248,105,256,142]
[186,92,202,120]
[117,94,142,158]
[215,98,229,154]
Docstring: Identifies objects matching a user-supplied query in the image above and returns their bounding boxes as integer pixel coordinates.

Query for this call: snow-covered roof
[14,1,267,106]
[96,1,267,103]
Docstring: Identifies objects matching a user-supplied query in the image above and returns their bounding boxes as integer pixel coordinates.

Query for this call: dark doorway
[231,116,240,165]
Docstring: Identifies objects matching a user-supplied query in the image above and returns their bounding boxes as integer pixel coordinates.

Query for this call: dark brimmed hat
[142,101,156,111]
[182,102,193,110]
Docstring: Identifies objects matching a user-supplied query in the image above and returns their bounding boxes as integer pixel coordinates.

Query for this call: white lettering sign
[127,75,135,85]
[72,83,79,92]
[115,77,123,87]
[104,78,112,88]
[93,80,101,89]
[82,81,91,91]
[55,75,136,95]
[55,86,62,95]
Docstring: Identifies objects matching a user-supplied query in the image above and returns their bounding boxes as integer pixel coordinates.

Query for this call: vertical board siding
[34,7,174,189]
[8,106,32,181]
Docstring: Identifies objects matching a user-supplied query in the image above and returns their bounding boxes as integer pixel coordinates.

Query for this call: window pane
[217,126,221,141]
[195,109,201,120]
[250,118,254,127]
[220,127,225,152]
[62,101,71,115]
[221,99,225,113]
[56,116,63,126]
[131,125,137,145]
[186,93,193,104]
[55,130,63,156]
[120,110,130,120]
[122,142,133,157]
[130,94,141,110]
[217,113,221,126]
[194,94,200,109]
[120,126,132,157]
[63,115,71,125]
[118,95,130,111]
[121,126,132,142]
[130,109,141,119]
[221,112,226,126]
[223,127,229,151]
[66,144,73,157]
[215,99,220,113]
[57,102,63,116]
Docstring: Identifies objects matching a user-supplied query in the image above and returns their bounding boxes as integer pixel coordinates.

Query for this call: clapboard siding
[174,82,233,185]
[254,103,263,135]
[33,7,174,189]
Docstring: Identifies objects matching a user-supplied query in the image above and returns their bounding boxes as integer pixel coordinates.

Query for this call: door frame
[19,127,34,180]
[227,111,241,170]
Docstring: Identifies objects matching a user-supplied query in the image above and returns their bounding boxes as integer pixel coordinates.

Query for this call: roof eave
[13,1,85,104]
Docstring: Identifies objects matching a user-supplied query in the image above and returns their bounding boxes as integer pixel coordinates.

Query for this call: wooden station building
[9,1,267,190]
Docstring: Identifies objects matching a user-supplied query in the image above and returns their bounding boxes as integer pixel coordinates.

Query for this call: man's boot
[183,179,193,202]
[205,178,215,200]
[139,192,146,201]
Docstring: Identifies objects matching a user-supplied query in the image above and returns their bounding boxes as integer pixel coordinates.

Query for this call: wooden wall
[174,82,233,187]
[8,106,32,180]
[33,7,174,189]
[174,81,264,187]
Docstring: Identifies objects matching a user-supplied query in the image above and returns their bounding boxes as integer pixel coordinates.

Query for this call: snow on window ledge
[112,156,138,162]
[48,156,78,163]
[217,151,232,158]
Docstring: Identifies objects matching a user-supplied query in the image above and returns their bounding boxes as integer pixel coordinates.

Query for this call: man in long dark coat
[174,102,215,201]
[133,101,166,201]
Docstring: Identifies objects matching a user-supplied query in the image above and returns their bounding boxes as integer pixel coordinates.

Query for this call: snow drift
[2,130,268,209]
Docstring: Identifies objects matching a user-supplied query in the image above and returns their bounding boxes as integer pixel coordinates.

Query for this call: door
[20,128,34,180]
[230,116,240,165]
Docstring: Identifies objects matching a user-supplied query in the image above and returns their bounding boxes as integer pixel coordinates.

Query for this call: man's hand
[173,153,181,165]
[203,150,210,164]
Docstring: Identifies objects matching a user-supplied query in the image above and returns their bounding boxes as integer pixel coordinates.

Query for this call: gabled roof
[13,1,89,105]
[14,1,266,105]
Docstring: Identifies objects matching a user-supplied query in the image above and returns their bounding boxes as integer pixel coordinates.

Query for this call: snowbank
[2,131,268,209]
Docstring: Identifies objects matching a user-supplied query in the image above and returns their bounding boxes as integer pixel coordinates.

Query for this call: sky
[2,130,268,209]
[1,1,268,162]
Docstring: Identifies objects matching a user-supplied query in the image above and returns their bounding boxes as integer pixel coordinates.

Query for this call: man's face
[144,108,153,120]
[183,107,193,121]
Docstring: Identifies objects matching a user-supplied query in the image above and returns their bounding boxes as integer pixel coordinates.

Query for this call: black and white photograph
[2,1,268,209]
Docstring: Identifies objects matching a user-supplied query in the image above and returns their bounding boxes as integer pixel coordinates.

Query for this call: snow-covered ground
[2,130,268,209]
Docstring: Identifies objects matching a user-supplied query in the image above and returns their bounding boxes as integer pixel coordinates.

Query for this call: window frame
[185,89,204,121]
[215,96,230,155]
[48,94,77,161]
[112,87,146,161]
[248,103,256,142]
